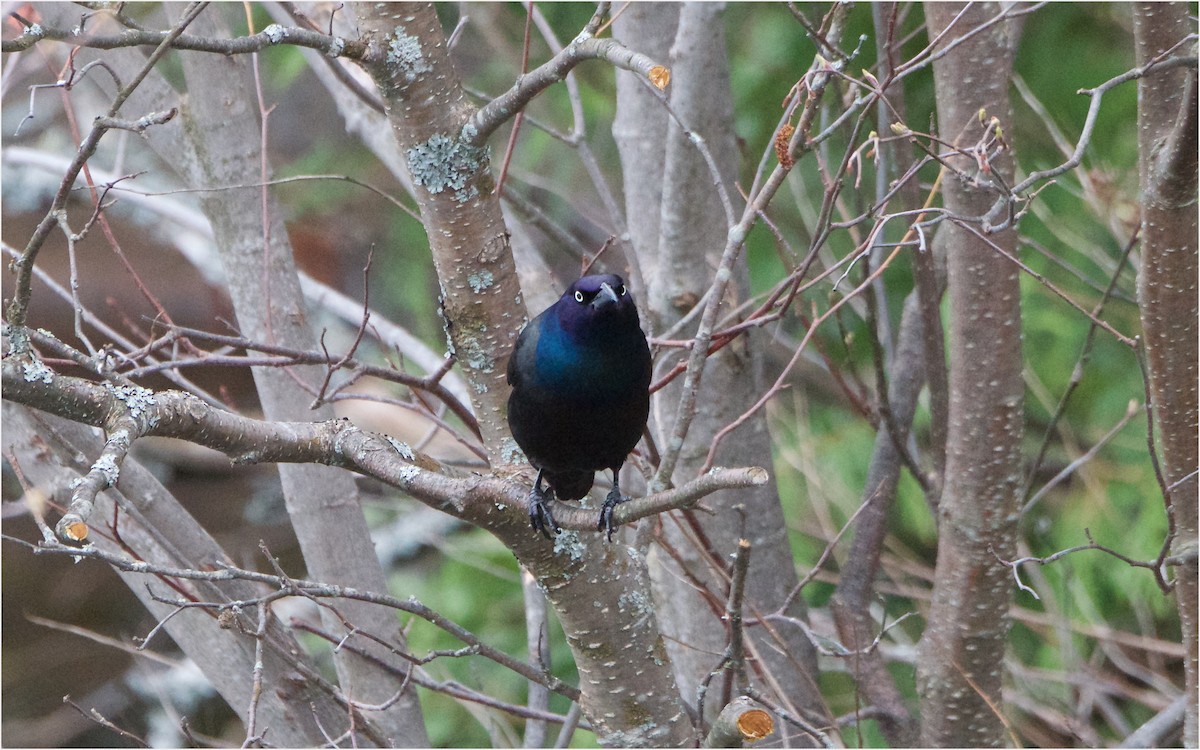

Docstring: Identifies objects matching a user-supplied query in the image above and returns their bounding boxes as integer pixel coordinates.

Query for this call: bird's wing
[506,315,540,387]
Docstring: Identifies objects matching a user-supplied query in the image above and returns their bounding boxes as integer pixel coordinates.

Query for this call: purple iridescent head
[553,274,640,339]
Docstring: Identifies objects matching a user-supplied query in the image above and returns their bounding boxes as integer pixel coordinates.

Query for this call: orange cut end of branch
[649,66,670,90]
[64,521,89,541]
[737,708,774,742]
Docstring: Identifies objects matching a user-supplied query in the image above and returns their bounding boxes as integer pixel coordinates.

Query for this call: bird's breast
[533,334,645,402]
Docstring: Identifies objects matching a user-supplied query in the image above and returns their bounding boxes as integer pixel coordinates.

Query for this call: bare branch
[1,358,768,537]
[6,2,205,330]
[2,15,366,57]
[62,695,150,748]
[464,34,666,148]
[11,534,582,702]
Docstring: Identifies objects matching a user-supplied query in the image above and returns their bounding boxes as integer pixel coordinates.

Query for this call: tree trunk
[1133,4,1199,745]
[175,23,429,749]
[614,4,827,740]
[351,5,695,745]
[917,4,1022,747]
[830,6,945,745]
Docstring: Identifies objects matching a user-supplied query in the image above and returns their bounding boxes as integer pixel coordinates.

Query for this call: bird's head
[555,273,640,338]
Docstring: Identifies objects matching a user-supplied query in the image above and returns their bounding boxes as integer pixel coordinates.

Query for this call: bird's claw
[528,486,560,540]
[597,486,629,542]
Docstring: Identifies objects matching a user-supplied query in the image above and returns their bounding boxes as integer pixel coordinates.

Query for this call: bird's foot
[597,486,630,542]
[528,485,561,540]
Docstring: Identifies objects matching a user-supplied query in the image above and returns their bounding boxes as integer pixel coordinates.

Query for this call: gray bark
[917,4,1023,747]
[351,5,696,745]
[831,286,938,748]
[1133,4,1199,746]
[166,10,428,743]
[614,3,827,739]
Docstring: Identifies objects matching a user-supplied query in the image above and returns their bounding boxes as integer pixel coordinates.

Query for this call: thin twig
[63,695,151,748]
[242,601,270,748]
[1023,400,1142,515]
[7,2,208,329]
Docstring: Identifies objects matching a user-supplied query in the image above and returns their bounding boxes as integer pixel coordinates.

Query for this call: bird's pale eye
[574,290,585,303]
[617,284,627,296]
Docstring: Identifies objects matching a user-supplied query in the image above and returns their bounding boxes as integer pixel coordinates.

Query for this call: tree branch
[7,535,582,702]
[2,15,367,57]
[465,29,667,148]
[917,5,1022,746]
[0,357,767,536]
[6,2,205,329]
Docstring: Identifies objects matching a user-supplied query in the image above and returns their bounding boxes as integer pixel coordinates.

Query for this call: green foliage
[380,216,444,345]
[381,521,596,747]
[1014,5,1139,167]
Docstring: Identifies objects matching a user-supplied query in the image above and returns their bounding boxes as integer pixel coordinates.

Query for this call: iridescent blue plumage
[506,274,652,540]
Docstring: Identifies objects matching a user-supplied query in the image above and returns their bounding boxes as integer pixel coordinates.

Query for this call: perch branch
[1,359,768,538]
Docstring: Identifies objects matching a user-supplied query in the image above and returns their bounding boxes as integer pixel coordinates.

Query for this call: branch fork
[3,357,769,543]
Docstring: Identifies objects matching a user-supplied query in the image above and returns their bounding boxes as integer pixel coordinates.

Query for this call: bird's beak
[593,282,620,308]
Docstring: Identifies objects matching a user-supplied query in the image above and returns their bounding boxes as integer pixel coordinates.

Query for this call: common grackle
[506,274,652,541]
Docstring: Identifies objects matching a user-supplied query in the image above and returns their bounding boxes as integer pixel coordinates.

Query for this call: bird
[506,273,652,541]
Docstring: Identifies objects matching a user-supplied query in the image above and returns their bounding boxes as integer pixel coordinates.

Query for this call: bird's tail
[545,469,594,502]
